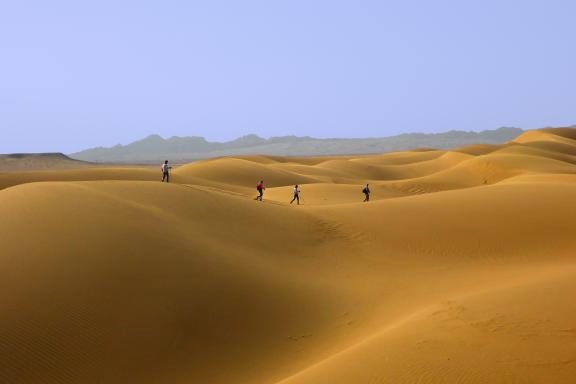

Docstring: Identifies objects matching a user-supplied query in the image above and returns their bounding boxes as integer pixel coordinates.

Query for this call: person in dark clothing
[161,160,172,182]
[290,185,300,205]
[256,180,265,201]
[362,183,370,202]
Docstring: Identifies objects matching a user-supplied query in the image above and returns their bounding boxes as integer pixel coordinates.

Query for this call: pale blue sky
[1,1,574,153]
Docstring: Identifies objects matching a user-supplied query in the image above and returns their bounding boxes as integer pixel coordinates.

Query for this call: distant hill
[0,153,93,172]
[70,127,524,163]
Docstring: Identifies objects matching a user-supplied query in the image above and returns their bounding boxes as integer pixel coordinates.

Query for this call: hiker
[290,184,300,205]
[161,160,172,182]
[362,183,370,202]
[256,180,265,201]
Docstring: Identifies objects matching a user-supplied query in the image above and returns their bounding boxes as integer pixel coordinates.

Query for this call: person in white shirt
[161,160,172,183]
[290,185,300,205]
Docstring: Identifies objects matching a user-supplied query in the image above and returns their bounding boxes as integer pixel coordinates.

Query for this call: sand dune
[1,128,575,383]
[174,158,321,187]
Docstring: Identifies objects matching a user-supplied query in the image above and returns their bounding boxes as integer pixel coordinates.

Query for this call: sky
[0,0,575,154]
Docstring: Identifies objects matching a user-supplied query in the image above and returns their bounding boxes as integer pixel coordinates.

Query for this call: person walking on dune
[290,184,301,205]
[362,183,370,202]
[256,180,265,201]
[161,160,172,183]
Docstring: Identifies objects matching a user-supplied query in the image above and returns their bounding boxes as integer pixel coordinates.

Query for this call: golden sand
[1,128,575,383]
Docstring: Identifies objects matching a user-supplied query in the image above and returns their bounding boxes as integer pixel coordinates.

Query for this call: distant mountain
[0,153,93,172]
[70,127,524,163]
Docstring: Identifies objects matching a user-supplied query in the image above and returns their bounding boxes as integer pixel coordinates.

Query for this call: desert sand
[1,128,575,383]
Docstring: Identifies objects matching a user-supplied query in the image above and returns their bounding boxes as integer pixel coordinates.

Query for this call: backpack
[362,186,368,194]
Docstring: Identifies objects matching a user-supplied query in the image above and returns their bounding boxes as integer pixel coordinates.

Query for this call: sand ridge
[1,128,575,383]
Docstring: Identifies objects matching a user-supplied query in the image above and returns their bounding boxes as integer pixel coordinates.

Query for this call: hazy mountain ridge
[0,153,93,172]
[70,127,524,163]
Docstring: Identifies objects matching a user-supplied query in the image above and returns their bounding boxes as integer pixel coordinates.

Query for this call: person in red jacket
[256,180,265,201]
